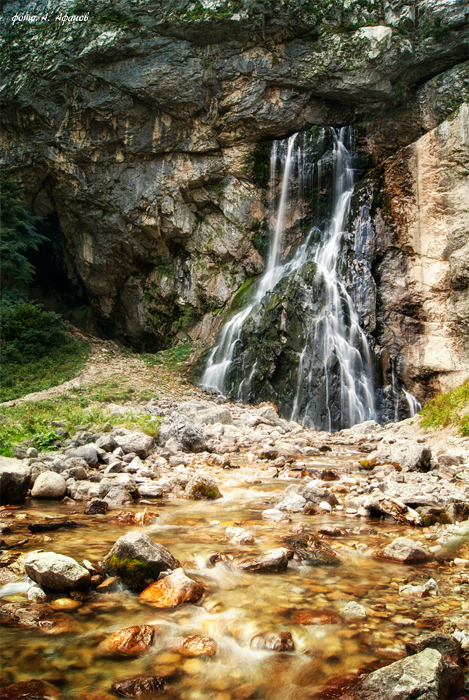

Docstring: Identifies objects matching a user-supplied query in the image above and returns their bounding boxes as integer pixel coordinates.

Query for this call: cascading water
[201,127,377,430]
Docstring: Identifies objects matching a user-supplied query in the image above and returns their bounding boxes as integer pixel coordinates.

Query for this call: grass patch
[141,342,192,370]
[87,379,155,404]
[0,339,90,402]
[419,379,469,435]
[0,385,160,457]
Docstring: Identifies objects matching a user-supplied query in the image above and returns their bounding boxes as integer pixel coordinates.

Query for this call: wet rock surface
[24,552,91,591]
[140,568,205,608]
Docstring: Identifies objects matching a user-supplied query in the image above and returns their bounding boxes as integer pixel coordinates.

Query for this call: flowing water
[0,457,464,699]
[201,129,376,431]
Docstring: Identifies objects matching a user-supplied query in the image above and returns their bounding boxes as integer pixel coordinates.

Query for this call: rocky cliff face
[1,0,468,406]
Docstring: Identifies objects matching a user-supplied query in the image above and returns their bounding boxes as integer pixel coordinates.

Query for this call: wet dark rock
[102,532,180,592]
[140,567,205,607]
[25,551,91,591]
[98,624,157,657]
[235,548,289,573]
[0,458,31,504]
[28,520,79,533]
[207,552,233,566]
[0,679,63,699]
[318,526,343,537]
[84,498,109,515]
[111,676,165,698]
[364,496,423,526]
[283,532,341,566]
[264,631,295,651]
[185,473,222,500]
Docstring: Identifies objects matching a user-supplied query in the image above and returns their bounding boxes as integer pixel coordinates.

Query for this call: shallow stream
[0,453,465,699]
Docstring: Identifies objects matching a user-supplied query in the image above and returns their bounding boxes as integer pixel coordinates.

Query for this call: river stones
[185,473,222,500]
[102,532,180,592]
[140,568,205,607]
[291,609,343,625]
[169,634,217,657]
[235,548,290,573]
[68,444,99,466]
[0,457,31,504]
[282,532,341,566]
[374,537,430,564]
[261,509,292,523]
[0,679,63,699]
[98,625,157,657]
[405,632,462,666]
[0,602,82,635]
[25,552,91,590]
[84,498,108,515]
[50,598,82,611]
[113,432,155,458]
[265,631,295,651]
[31,471,67,499]
[111,676,165,698]
[158,413,207,453]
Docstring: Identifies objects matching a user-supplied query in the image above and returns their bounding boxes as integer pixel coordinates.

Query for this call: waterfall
[201,127,377,430]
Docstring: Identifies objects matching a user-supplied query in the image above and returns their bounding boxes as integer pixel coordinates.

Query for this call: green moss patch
[105,555,160,592]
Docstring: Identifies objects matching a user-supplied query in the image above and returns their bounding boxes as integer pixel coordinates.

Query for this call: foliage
[0,298,90,401]
[0,172,45,288]
[419,379,469,435]
[0,385,160,457]
[141,342,192,370]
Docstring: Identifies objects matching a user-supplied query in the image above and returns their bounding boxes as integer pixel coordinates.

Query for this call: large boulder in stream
[102,532,180,592]
[24,551,91,591]
[185,473,222,500]
[31,471,66,499]
[0,456,31,504]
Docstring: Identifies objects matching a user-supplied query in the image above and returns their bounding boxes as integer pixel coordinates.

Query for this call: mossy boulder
[185,473,222,500]
[102,532,180,592]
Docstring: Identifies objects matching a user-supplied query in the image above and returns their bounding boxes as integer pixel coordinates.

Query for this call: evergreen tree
[0,172,45,288]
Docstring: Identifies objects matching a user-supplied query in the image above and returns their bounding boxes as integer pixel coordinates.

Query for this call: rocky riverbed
[2,391,469,699]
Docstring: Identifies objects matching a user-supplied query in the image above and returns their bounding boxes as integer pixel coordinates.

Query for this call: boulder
[68,445,99,467]
[140,568,205,607]
[369,441,432,472]
[158,414,207,453]
[98,624,157,657]
[275,492,307,512]
[113,432,155,458]
[137,482,164,499]
[178,400,234,426]
[31,472,66,499]
[235,548,289,573]
[375,537,430,564]
[257,404,281,424]
[185,473,222,500]
[405,632,462,667]
[95,434,117,452]
[0,456,31,504]
[169,634,217,657]
[102,532,180,592]
[351,647,463,699]
[24,551,91,590]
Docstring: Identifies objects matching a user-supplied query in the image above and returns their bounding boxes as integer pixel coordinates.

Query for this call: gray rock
[257,405,281,424]
[68,444,99,467]
[103,485,133,508]
[275,492,307,512]
[102,532,180,592]
[25,551,91,590]
[84,498,109,515]
[405,632,462,667]
[352,647,463,699]
[31,471,66,499]
[235,548,289,573]
[95,434,118,452]
[26,447,39,458]
[303,484,339,507]
[67,466,88,480]
[114,432,155,457]
[0,457,31,504]
[375,537,430,564]
[370,441,432,472]
[137,482,164,499]
[158,414,207,453]
[185,473,222,500]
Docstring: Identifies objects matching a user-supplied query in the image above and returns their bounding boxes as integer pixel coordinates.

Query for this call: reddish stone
[292,609,343,625]
[170,635,217,657]
[98,624,157,657]
[140,568,204,608]
[0,679,63,699]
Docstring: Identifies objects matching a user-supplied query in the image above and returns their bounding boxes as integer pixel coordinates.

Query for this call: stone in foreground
[0,679,63,699]
[102,532,180,592]
[98,625,156,657]
[375,537,430,564]
[0,457,31,504]
[350,647,463,699]
[235,548,289,573]
[25,551,91,590]
[140,567,205,608]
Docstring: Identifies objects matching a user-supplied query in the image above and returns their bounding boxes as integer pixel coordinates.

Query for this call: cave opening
[26,213,101,336]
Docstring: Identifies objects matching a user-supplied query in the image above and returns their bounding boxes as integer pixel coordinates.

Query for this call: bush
[419,378,469,435]
[0,298,90,401]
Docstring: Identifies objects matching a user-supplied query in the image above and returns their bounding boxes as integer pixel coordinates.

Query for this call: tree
[0,172,45,288]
